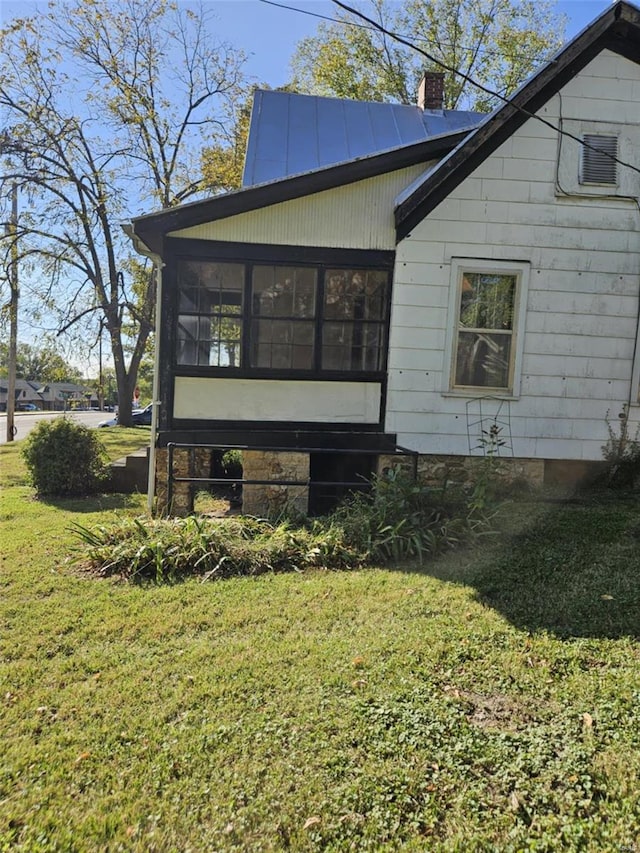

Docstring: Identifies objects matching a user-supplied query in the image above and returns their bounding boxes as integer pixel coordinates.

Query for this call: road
[0,410,109,445]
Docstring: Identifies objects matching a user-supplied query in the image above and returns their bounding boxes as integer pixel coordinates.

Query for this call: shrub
[22,417,110,497]
[221,448,243,479]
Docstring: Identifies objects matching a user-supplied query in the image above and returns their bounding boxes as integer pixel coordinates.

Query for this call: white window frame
[443,258,529,398]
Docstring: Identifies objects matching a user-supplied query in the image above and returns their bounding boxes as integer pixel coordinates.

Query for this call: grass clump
[333,468,488,563]
[73,471,488,582]
[21,417,110,497]
[72,514,361,582]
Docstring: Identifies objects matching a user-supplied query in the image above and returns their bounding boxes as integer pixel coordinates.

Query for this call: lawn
[1,433,639,851]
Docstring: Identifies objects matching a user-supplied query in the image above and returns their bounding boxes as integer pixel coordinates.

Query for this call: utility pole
[5,183,18,442]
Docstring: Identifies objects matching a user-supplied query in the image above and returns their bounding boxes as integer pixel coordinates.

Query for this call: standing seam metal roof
[242,89,484,187]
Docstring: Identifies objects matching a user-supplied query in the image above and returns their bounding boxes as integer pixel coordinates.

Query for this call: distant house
[36,382,97,411]
[0,379,41,412]
[0,380,97,412]
[128,1,640,515]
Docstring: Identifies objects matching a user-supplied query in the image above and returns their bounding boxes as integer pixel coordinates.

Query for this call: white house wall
[170,164,429,250]
[389,49,640,462]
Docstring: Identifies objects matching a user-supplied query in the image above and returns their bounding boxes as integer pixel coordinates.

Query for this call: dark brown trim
[156,427,398,451]
[395,2,640,239]
[131,130,476,255]
[165,238,395,269]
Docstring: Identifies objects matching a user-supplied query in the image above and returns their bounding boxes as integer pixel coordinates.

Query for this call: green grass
[1,436,639,851]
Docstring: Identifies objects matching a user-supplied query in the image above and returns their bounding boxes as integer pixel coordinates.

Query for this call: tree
[0,0,246,424]
[201,88,253,193]
[0,339,81,383]
[290,0,566,111]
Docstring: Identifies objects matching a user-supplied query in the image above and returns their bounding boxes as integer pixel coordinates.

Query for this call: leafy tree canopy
[0,339,82,383]
[290,0,567,111]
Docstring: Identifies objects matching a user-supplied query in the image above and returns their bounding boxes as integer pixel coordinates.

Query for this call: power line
[331,0,640,180]
[257,0,562,65]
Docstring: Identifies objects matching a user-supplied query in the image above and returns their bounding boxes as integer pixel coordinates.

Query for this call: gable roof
[130,123,479,256]
[395,0,640,239]
[128,2,640,257]
[243,89,482,186]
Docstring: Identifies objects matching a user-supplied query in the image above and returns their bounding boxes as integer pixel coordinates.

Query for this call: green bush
[21,417,110,497]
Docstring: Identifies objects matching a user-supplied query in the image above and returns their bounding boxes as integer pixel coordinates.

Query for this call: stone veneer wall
[155,447,214,516]
[242,450,309,516]
[377,453,545,489]
[153,445,588,518]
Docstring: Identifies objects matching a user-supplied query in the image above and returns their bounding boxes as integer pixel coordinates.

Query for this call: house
[0,379,41,412]
[35,382,97,411]
[127,1,640,515]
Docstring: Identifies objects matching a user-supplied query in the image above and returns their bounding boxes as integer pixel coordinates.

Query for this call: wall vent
[580,134,618,185]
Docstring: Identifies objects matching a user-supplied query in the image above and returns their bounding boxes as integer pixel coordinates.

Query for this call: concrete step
[109,447,149,493]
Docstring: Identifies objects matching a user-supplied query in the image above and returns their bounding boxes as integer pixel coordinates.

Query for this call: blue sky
[208,0,614,88]
[1,1,617,91]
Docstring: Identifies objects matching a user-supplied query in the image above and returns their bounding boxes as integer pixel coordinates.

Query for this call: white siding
[170,164,429,250]
[389,49,640,462]
[174,377,381,424]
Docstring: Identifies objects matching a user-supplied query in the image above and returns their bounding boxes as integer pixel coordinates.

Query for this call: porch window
[251,265,317,369]
[447,260,528,395]
[177,261,243,367]
[176,256,390,375]
[322,269,388,371]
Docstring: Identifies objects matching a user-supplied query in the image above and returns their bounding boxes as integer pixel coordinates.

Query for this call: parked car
[98,403,153,427]
[17,403,38,411]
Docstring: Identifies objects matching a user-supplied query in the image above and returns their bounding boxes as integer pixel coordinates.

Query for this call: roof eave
[395,1,640,240]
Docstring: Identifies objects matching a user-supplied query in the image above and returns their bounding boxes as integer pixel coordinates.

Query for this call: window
[177,261,243,366]
[447,260,528,395]
[251,266,317,369]
[176,258,390,374]
[322,269,388,371]
[580,134,617,185]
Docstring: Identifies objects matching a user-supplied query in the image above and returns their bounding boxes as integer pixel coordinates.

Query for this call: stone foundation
[377,453,545,489]
[155,446,214,516]
[242,450,309,517]
[153,443,602,518]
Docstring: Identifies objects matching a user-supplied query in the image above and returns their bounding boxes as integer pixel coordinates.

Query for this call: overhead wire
[331,0,640,179]
[257,0,563,64]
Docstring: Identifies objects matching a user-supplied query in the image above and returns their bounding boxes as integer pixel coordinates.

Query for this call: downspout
[122,223,163,514]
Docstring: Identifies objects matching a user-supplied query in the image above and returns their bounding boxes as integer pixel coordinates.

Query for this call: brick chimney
[418,71,445,110]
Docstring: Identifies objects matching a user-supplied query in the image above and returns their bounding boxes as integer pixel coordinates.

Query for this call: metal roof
[242,89,484,187]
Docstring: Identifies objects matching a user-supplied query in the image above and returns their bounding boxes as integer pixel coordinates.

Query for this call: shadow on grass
[418,494,640,641]
[42,492,144,513]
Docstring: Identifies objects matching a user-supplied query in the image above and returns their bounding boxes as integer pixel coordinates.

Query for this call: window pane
[178,261,243,315]
[459,273,515,331]
[252,266,316,318]
[455,332,512,388]
[177,316,211,366]
[177,315,241,367]
[210,317,242,367]
[322,322,385,371]
[252,319,314,369]
[324,269,388,321]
